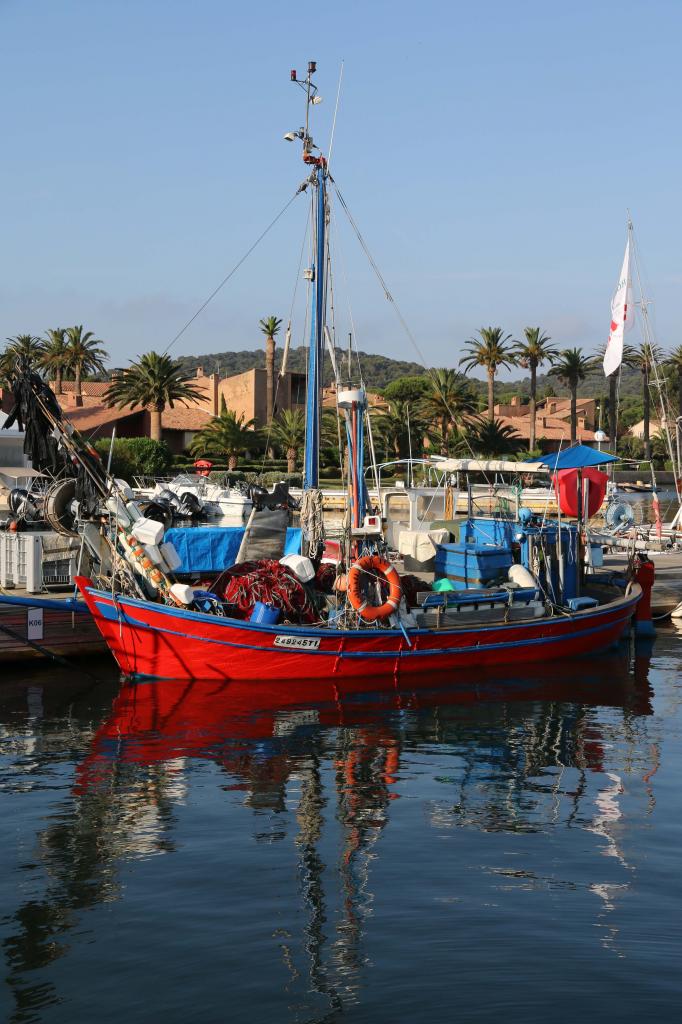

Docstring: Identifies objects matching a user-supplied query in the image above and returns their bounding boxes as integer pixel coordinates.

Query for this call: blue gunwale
[85,584,640,651]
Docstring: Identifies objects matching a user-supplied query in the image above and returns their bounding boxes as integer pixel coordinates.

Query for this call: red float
[193,458,213,478]
[553,467,608,518]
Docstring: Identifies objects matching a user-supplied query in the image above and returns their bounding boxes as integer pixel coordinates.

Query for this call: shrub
[259,471,302,487]
[93,437,173,481]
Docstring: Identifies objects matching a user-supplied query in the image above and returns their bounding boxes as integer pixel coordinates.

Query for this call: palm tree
[512,327,558,452]
[65,325,108,398]
[632,342,663,461]
[665,345,682,421]
[105,351,205,442]
[1,334,46,383]
[665,345,682,464]
[460,327,516,422]
[465,416,523,457]
[596,342,638,448]
[548,348,592,443]
[270,408,306,473]
[420,368,474,455]
[190,408,256,470]
[41,328,70,394]
[259,316,282,424]
[374,399,412,464]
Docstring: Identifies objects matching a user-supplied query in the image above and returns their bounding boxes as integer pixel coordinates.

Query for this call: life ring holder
[347,554,402,622]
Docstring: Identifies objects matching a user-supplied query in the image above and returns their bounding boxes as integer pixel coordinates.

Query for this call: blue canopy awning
[535,444,618,471]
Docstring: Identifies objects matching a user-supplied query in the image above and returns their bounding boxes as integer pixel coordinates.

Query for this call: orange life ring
[347,555,402,622]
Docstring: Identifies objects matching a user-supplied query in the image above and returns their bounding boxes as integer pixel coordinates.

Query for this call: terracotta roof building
[480,396,602,451]
[1,364,312,453]
[628,418,663,440]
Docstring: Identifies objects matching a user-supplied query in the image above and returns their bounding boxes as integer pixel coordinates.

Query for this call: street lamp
[594,429,607,452]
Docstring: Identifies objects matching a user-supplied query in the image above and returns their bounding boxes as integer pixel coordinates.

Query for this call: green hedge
[94,438,173,481]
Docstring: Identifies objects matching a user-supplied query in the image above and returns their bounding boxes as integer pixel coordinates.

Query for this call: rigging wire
[629,217,680,499]
[328,202,382,500]
[326,61,344,176]
[331,180,497,486]
[259,202,312,472]
[162,188,304,357]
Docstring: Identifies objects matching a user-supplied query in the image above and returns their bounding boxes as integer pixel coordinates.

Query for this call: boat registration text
[274,635,321,650]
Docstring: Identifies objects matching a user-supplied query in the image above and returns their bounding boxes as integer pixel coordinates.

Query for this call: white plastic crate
[0,533,47,593]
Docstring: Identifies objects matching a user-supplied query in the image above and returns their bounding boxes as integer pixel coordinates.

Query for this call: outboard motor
[139,497,173,530]
[9,488,40,521]
[177,491,203,518]
[247,481,298,511]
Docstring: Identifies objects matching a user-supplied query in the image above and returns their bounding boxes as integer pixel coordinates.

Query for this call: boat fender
[125,500,143,522]
[113,479,134,500]
[106,497,132,525]
[632,556,655,637]
[508,564,538,589]
[279,553,315,583]
[160,542,183,572]
[144,543,165,567]
[131,516,165,547]
[170,583,194,606]
[347,555,403,622]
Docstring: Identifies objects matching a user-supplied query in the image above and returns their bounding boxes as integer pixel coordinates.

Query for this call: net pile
[215,560,319,623]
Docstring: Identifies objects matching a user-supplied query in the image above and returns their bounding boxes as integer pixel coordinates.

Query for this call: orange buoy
[347,555,402,622]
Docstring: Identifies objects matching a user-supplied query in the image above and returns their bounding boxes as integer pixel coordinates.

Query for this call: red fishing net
[215,560,320,623]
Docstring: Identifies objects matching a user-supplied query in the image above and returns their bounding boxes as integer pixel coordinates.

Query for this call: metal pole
[303,164,326,490]
[406,403,413,488]
[106,426,117,476]
[576,469,583,597]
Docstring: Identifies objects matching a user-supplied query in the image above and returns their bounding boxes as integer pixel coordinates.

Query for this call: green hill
[175,346,648,408]
[175,346,427,391]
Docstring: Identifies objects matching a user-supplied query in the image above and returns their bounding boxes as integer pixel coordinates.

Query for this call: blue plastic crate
[434,542,513,590]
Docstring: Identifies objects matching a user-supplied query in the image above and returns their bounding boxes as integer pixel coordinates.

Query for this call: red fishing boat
[75,572,645,682]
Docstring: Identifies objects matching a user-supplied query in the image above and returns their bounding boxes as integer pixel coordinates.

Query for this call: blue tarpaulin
[534,445,618,471]
[164,527,302,574]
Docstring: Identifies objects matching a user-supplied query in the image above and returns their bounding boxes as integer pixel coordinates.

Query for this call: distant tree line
[5,319,682,469]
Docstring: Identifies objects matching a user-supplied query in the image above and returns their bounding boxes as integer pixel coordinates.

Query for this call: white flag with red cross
[603,239,634,376]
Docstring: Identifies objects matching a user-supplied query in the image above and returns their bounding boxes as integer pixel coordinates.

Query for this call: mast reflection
[0,646,656,1018]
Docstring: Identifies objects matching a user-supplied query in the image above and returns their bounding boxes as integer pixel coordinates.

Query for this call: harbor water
[1,631,681,1023]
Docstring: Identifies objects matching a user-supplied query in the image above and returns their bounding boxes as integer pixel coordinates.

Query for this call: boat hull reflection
[75,647,653,791]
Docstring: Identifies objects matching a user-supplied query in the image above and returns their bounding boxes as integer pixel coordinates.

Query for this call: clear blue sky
[1,0,680,382]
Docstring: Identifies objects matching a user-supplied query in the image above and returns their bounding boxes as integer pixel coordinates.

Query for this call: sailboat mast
[629,217,681,503]
[304,163,327,489]
[287,59,327,491]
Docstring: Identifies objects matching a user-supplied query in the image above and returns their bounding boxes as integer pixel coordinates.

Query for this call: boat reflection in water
[1,644,660,1020]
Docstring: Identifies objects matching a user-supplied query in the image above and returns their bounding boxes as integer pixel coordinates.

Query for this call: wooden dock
[0,590,105,662]
[604,551,682,616]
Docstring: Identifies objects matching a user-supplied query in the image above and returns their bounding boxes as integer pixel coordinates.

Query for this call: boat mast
[289,60,328,490]
[629,216,681,504]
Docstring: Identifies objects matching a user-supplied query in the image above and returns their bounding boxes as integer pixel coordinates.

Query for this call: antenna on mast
[284,61,326,166]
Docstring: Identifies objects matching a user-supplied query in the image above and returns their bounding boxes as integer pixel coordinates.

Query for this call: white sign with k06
[27,608,44,642]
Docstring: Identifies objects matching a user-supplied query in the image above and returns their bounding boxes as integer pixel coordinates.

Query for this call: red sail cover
[553,467,608,518]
